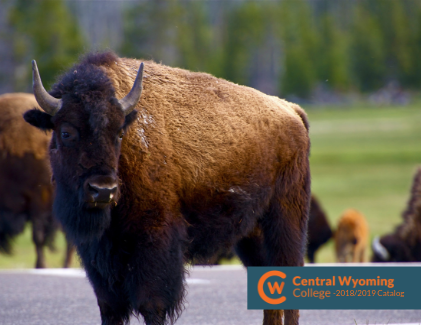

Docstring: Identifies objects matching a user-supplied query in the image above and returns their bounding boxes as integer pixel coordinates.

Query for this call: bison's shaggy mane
[402,168,421,224]
[50,52,118,100]
[395,168,421,245]
[50,52,122,130]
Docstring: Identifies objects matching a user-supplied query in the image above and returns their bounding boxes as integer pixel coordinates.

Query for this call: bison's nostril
[87,182,117,203]
[88,183,99,200]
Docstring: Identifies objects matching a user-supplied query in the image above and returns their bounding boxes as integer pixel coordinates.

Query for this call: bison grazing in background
[0,93,57,268]
[306,195,333,263]
[24,51,311,325]
[372,168,421,262]
[335,209,369,263]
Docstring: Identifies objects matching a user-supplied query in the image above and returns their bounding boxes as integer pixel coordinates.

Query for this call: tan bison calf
[335,209,369,263]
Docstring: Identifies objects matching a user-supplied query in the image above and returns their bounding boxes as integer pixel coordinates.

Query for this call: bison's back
[0,93,50,159]
[110,59,309,191]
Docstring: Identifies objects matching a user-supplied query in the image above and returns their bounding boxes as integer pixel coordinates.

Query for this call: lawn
[0,227,80,268]
[0,103,420,268]
[307,103,421,263]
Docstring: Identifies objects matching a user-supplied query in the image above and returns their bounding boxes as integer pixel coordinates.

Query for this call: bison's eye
[60,124,79,147]
[118,130,124,140]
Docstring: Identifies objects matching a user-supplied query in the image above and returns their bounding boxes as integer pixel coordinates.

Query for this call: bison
[0,93,74,268]
[372,167,421,262]
[24,52,311,325]
[335,209,369,263]
[306,195,333,263]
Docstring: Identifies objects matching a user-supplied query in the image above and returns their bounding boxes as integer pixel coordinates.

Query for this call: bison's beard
[53,184,111,245]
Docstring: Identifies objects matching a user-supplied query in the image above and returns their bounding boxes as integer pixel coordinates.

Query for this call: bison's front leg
[88,271,131,325]
[98,299,129,325]
[77,243,132,325]
[133,222,187,325]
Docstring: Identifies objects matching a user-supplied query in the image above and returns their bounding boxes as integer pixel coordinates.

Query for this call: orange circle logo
[257,270,287,304]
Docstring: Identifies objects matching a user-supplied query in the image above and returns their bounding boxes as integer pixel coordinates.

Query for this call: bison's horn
[119,62,144,116]
[32,60,62,116]
[372,236,390,261]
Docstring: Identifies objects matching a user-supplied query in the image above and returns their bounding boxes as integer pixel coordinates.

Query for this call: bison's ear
[23,109,54,131]
[124,110,138,128]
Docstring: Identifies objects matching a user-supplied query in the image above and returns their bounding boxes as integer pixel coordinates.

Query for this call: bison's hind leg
[235,228,285,325]
[264,158,310,325]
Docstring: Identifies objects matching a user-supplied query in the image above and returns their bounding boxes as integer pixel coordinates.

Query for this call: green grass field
[1,103,420,268]
[307,104,421,263]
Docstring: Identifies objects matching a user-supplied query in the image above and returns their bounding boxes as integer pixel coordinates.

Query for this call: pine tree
[120,0,183,67]
[8,0,85,91]
[279,1,319,98]
[350,2,386,92]
[220,2,268,86]
[317,14,351,92]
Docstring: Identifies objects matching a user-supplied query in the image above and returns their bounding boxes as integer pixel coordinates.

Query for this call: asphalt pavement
[0,265,420,325]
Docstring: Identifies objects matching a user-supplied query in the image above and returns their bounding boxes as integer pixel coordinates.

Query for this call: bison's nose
[84,176,118,207]
[87,182,117,203]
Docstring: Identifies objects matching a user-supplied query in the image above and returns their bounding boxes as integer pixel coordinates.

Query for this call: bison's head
[24,56,143,244]
[371,234,415,262]
[371,235,414,262]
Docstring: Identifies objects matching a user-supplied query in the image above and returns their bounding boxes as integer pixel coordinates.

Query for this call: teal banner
[247,266,421,310]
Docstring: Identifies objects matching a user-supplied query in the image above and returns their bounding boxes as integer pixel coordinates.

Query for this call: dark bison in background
[0,93,59,268]
[372,167,421,262]
[203,195,332,265]
[306,195,333,263]
[25,51,311,325]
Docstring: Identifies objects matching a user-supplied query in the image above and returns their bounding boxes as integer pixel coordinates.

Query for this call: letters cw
[257,271,287,304]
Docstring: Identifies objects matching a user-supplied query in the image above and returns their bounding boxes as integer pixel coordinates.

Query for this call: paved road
[0,266,420,325]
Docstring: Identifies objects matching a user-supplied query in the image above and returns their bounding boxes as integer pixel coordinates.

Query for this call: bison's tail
[291,103,310,132]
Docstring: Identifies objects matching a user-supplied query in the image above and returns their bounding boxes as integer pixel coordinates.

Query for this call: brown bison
[306,195,333,263]
[372,168,421,262]
[24,52,311,325]
[335,209,369,263]
[0,93,59,268]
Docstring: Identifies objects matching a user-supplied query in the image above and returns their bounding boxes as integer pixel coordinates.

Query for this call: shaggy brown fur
[335,209,369,263]
[116,57,310,325]
[372,168,421,262]
[25,52,311,325]
[0,93,73,268]
[0,93,49,159]
[0,93,54,267]
[399,168,421,242]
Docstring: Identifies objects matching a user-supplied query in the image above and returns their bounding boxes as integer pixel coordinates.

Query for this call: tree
[374,0,415,87]
[120,0,183,67]
[316,14,351,92]
[8,0,85,91]
[176,2,222,77]
[350,3,386,92]
[279,1,319,98]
